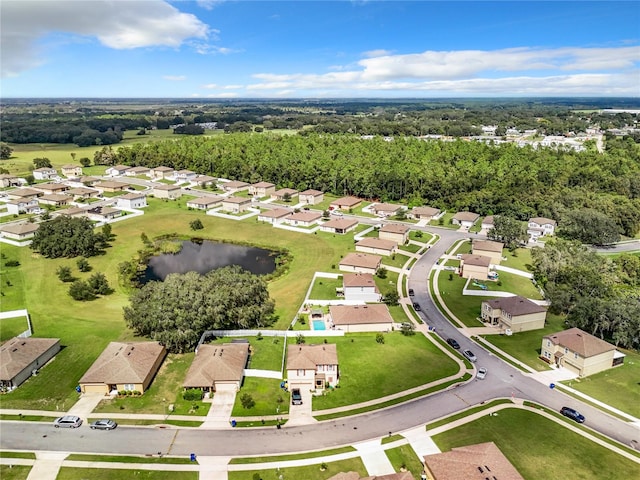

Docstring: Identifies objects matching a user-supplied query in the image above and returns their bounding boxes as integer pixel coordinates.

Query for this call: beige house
[61,164,83,177]
[79,341,167,394]
[299,189,324,205]
[106,165,131,176]
[6,199,40,215]
[481,215,495,231]
[287,344,339,390]
[117,192,148,209]
[38,194,72,207]
[284,211,322,227]
[330,196,362,211]
[379,223,410,244]
[0,337,61,390]
[57,207,87,218]
[0,222,40,240]
[66,187,99,200]
[33,183,69,194]
[125,166,151,177]
[86,206,122,222]
[329,304,393,333]
[472,239,504,264]
[193,174,217,187]
[183,342,250,393]
[258,208,292,224]
[186,196,224,210]
[0,174,21,188]
[342,273,381,303]
[371,203,404,217]
[153,184,182,199]
[481,296,547,332]
[174,169,197,183]
[222,196,252,213]
[355,237,397,256]
[8,188,43,200]
[148,166,174,179]
[460,254,491,280]
[452,211,480,228]
[248,181,276,197]
[94,181,127,193]
[220,180,250,193]
[410,206,440,221]
[339,252,382,275]
[320,218,359,234]
[541,328,624,377]
[271,188,298,201]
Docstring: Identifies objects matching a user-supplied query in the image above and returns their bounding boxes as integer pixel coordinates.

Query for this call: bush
[376,333,385,344]
[296,333,306,344]
[240,393,255,409]
[183,388,203,401]
[190,219,204,231]
[4,260,20,267]
[57,266,75,283]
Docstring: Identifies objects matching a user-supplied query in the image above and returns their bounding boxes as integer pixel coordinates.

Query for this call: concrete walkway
[197,456,232,480]
[26,452,67,480]
[354,439,396,475]
[66,393,104,421]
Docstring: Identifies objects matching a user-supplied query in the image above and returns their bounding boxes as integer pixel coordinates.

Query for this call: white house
[7,199,40,215]
[283,211,322,227]
[452,211,480,228]
[105,165,131,176]
[173,169,197,183]
[186,196,224,210]
[117,192,147,209]
[527,217,557,241]
[257,208,291,224]
[287,344,339,391]
[32,167,58,181]
[342,273,381,302]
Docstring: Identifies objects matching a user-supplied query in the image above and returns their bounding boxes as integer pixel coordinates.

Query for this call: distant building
[117,192,147,209]
[153,184,182,200]
[471,239,504,264]
[319,218,359,234]
[330,196,362,211]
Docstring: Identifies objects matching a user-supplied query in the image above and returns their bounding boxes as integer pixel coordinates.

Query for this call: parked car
[291,388,303,405]
[408,288,415,296]
[90,419,118,430]
[462,349,477,362]
[330,210,343,216]
[53,415,83,428]
[560,407,585,423]
[412,302,421,311]
[476,367,487,380]
[446,338,461,349]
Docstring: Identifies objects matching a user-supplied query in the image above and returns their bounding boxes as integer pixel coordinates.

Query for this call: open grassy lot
[0,465,30,480]
[56,468,197,480]
[385,444,424,480]
[308,276,343,300]
[208,335,285,371]
[231,377,289,417]
[0,316,30,342]
[311,333,458,410]
[466,271,542,299]
[436,272,488,327]
[0,254,26,312]
[433,408,640,479]
[398,243,421,254]
[381,252,411,269]
[408,231,433,243]
[501,247,535,272]
[374,270,399,298]
[429,212,459,229]
[227,457,368,480]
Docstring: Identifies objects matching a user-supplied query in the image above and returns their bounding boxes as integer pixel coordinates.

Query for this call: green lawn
[374,270,399,298]
[501,247,535,272]
[311,333,458,410]
[429,212,459,229]
[56,468,197,480]
[466,271,542,299]
[0,465,30,480]
[308,276,342,300]
[408,231,433,243]
[229,446,355,464]
[231,377,289,417]
[381,252,411,269]
[0,316,30,342]
[208,335,285,371]
[0,255,26,312]
[398,243,421,254]
[436,272,487,327]
[433,408,640,480]
[228,458,367,480]
[65,454,194,464]
[385,444,424,480]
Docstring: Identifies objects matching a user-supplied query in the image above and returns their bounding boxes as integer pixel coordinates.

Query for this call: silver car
[476,367,487,380]
[90,419,118,430]
[53,415,83,428]
[463,349,477,362]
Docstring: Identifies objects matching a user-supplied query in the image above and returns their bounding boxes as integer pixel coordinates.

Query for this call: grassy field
[466,270,542,299]
[0,316,30,342]
[308,277,343,300]
[0,465,30,480]
[56,468,198,480]
[231,377,289,417]
[385,444,424,480]
[381,252,412,269]
[433,408,640,479]
[501,247,535,272]
[227,458,368,480]
[436,272,488,327]
[208,335,285,372]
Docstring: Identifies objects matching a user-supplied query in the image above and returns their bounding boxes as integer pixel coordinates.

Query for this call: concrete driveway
[286,386,316,426]
[204,387,237,429]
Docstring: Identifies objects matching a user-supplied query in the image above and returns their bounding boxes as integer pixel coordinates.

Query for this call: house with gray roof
[183,342,249,393]
[287,344,339,390]
[481,295,547,332]
[329,304,393,333]
[0,337,61,390]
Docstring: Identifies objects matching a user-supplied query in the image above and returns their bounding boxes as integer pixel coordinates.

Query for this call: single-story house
[0,337,61,390]
[481,296,547,332]
[65,187,99,200]
[342,273,381,302]
[527,217,557,241]
[287,344,339,390]
[186,196,224,210]
[8,188,43,200]
[330,196,362,211]
[148,166,174,180]
[452,211,480,228]
[409,206,440,221]
[33,183,69,194]
[94,181,128,193]
[193,174,217,187]
[221,196,252,213]
[460,254,491,280]
[153,184,182,200]
[6,199,40,215]
[329,304,394,333]
[248,181,276,197]
[371,203,404,217]
[117,192,147,209]
[61,164,83,177]
[472,239,504,264]
[77,176,100,186]
[541,327,625,377]
[423,442,524,480]
[379,223,410,244]
[284,211,322,227]
[183,342,250,393]
[57,207,87,218]
[339,252,382,274]
[125,166,150,177]
[299,189,324,205]
[38,193,72,207]
[0,174,22,188]
[105,165,131,176]
[355,237,397,256]
[0,222,40,240]
[79,341,167,394]
[320,218,359,234]
[174,169,197,183]
[271,188,298,201]
[32,167,58,181]
[220,180,250,193]
[481,215,495,231]
[257,208,291,224]
[86,206,122,222]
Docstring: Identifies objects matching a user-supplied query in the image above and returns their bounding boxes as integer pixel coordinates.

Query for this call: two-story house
[287,344,339,391]
[527,217,556,242]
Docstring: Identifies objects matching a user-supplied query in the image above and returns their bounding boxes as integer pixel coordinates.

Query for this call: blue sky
[1,0,639,98]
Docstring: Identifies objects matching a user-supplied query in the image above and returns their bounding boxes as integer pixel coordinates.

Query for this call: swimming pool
[313,319,326,330]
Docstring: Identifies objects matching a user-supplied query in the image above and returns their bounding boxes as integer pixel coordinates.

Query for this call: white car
[330,210,343,216]
[476,367,487,379]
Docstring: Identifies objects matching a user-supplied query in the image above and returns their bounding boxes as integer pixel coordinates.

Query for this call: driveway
[204,386,237,429]
[286,386,316,426]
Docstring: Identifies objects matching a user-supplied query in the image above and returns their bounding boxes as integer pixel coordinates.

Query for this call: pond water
[143,240,277,282]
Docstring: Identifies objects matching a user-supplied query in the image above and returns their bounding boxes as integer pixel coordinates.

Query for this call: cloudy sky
[1,0,639,98]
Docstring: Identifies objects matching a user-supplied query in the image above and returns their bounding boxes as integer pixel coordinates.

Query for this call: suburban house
[339,252,382,275]
[248,181,276,197]
[38,193,72,207]
[371,203,404,217]
[117,192,148,209]
[78,341,167,394]
[8,188,43,200]
[527,217,557,241]
[32,167,58,181]
[329,304,394,333]
[271,188,298,201]
[61,164,83,177]
[342,273,381,302]
[76,176,100,186]
[423,442,524,480]
[153,184,182,200]
[355,237,397,256]
[6,199,40,215]
[186,196,224,210]
[221,196,252,213]
[452,211,480,228]
[481,215,495,231]
[319,218,359,234]
[284,211,322,227]
[0,174,21,188]
[124,166,150,177]
[460,254,491,280]
[471,239,504,264]
[481,296,547,332]
[182,342,250,393]
[86,206,122,222]
[220,180,250,193]
[148,166,174,179]
[379,223,410,244]
[33,183,69,194]
[65,187,99,200]
[0,222,40,240]
[57,207,87,218]
[541,328,625,377]
[409,206,440,221]
[257,208,291,224]
[94,181,128,193]
[330,196,362,211]
[105,165,131,176]
[0,337,61,391]
[287,344,339,390]
[193,175,217,187]
[173,169,197,183]
[299,189,324,205]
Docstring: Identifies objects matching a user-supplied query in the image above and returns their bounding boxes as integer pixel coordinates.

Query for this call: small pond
[143,240,277,283]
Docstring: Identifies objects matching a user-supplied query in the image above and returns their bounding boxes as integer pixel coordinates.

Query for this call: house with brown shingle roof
[183,342,249,393]
[283,211,322,227]
[339,252,382,275]
[186,196,224,210]
[8,188,43,200]
[61,164,83,177]
[481,215,495,231]
[0,337,61,390]
[355,237,398,257]
[248,181,276,197]
[38,193,72,207]
[220,180,250,193]
[541,328,624,377]
[86,206,122,222]
[342,273,381,302]
[79,341,167,394]
[379,223,410,244]
[299,189,324,205]
[319,218,359,234]
[409,206,440,221]
[0,222,40,240]
[460,254,491,280]
[0,173,22,188]
[329,304,393,333]
[452,211,480,228]
[287,344,339,390]
[125,166,150,177]
[330,196,362,211]
[481,296,547,332]
[257,208,291,224]
[65,187,99,200]
[33,182,69,194]
[527,216,557,241]
[371,203,404,217]
[95,180,128,193]
[271,188,298,201]
[471,239,504,264]
[153,184,182,200]
[221,196,252,213]
[148,166,174,180]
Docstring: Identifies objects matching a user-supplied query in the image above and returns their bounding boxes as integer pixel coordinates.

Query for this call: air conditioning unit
[505,329,513,336]
[31,369,38,376]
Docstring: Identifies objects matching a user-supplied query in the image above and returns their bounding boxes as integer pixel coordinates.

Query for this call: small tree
[296,333,306,345]
[77,258,91,272]
[376,333,385,344]
[383,291,399,306]
[282,192,291,203]
[0,142,13,160]
[400,323,416,336]
[376,267,388,279]
[190,219,204,231]
[79,157,91,167]
[24,174,35,185]
[140,232,152,246]
[102,223,113,240]
[69,280,96,301]
[56,266,75,283]
[240,393,255,409]
[33,157,52,169]
[88,272,112,295]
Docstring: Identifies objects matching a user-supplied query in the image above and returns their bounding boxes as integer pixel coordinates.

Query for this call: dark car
[446,338,461,349]
[291,388,302,405]
[90,419,118,430]
[560,407,585,423]
[412,302,421,311]
[408,288,415,297]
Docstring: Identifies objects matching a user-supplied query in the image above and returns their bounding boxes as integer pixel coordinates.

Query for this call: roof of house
[194,175,216,183]
[58,207,87,217]
[461,254,491,267]
[412,206,440,216]
[529,217,557,226]
[328,472,413,480]
[223,196,252,205]
[0,337,60,381]
[472,239,504,253]
[340,252,382,269]
[453,211,480,222]
[119,192,147,200]
[322,218,359,229]
[287,344,338,370]
[331,196,362,207]
[224,180,250,188]
[482,215,495,225]
[287,211,322,222]
[299,189,323,197]
[128,166,150,173]
[251,181,275,188]
[78,176,99,184]
[0,222,40,235]
[183,343,249,387]
[10,188,42,197]
[423,442,524,480]
[34,183,67,191]
[95,181,127,189]
[110,164,131,171]
[154,184,181,191]
[379,223,410,234]
[356,237,397,251]
[61,164,81,169]
[79,342,166,385]
[343,273,379,290]
[372,203,403,213]
[187,196,224,206]
[485,295,546,316]
[39,194,71,202]
[33,167,56,173]
[150,166,174,172]
[175,169,195,175]
[544,328,616,357]
[330,304,393,326]
[66,187,97,196]
[88,206,121,217]
[272,188,298,196]
[259,208,291,219]
[0,173,18,179]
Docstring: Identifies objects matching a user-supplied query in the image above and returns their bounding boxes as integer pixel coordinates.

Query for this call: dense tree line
[30,217,109,258]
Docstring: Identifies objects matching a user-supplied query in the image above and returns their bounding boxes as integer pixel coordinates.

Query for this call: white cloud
[1,0,209,77]
[362,49,394,58]
[163,75,186,81]
[196,0,224,10]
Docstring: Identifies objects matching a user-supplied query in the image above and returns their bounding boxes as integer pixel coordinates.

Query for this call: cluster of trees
[68,273,112,301]
[30,217,111,258]
[123,266,275,353]
[0,118,126,146]
[0,143,12,159]
[532,239,640,348]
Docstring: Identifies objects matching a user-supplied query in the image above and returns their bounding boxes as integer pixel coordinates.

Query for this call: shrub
[183,388,203,401]
[240,393,255,410]
[56,266,75,283]
[4,260,20,267]
[376,333,385,344]
[296,333,306,344]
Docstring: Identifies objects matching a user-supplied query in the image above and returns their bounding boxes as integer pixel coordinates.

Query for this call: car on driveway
[408,288,415,296]
[476,367,487,380]
[462,349,477,362]
[412,302,421,311]
[560,406,585,423]
[291,388,302,405]
[53,415,83,428]
[90,419,118,430]
[446,338,460,349]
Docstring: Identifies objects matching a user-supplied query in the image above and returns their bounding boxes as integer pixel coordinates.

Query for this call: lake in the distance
[143,240,277,283]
